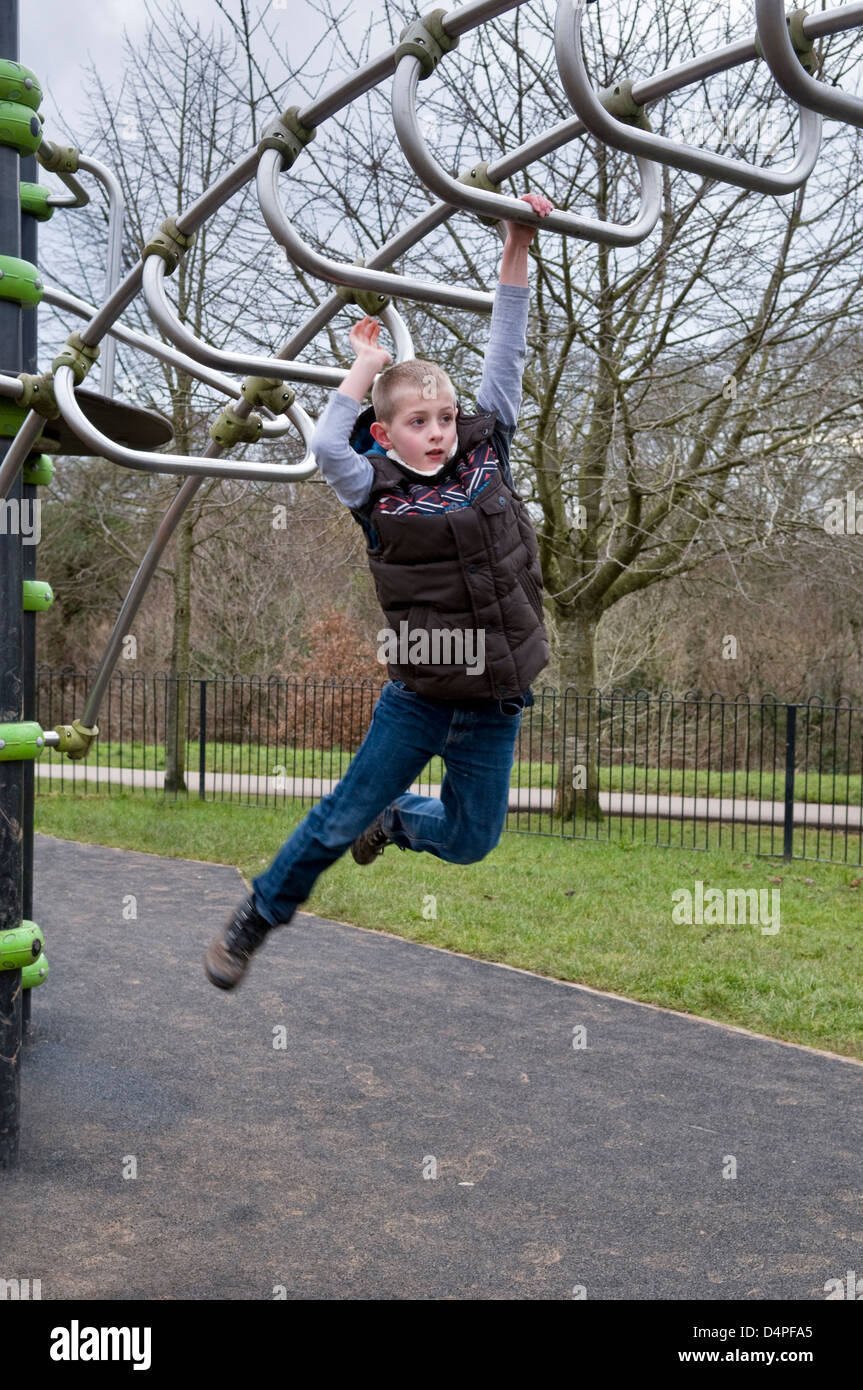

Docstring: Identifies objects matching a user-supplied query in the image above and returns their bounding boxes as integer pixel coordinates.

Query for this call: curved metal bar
[52,366,318,484]
[38,139,90,209]
[257,150,495,311]
[380,304,415,361]
[71,154,125,395]
[43,286,322,438]
[142,254,353,386]
[391,53,661,246]
[756,0,863,128]
[44,287,282,419]
[555,0,822,194]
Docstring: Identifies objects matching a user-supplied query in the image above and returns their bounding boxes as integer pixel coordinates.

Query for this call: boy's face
[369,389,458,471]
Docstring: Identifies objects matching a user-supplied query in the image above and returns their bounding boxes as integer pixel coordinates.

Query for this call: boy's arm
[310,316,392,509]
[476,192,552,427]
[310,392,375,509]
[475,282,530,428]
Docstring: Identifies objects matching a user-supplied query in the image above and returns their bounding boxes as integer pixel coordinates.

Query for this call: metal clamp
[258,105,316,167]
[52,330,99,385]
[36,141,78,174]
[241,376,297,415]
[395,8,459,79]
[209,403,264,448]
[16,371,60,420]
[335,260,392,315]
[754,6,817,75]
[457,162,501,227]
[54,718,99,760]
[143,216,196,274]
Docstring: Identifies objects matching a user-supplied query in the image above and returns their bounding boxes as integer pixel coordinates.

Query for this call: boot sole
[204,944,251,990]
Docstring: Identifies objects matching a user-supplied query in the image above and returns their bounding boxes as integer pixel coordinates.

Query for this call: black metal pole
[783,704,797,864]
[199,678,207,799]
[20,147,38,1040]
[0,0,24,1169]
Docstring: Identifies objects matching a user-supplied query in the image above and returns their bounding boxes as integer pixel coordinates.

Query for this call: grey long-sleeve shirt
[310,282,530,509]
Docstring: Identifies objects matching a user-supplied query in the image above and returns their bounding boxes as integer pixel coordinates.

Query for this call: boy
[205,192,553,989]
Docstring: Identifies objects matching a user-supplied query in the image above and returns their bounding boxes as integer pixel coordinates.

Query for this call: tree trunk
[164,503,194,794]
[553,606,603,825]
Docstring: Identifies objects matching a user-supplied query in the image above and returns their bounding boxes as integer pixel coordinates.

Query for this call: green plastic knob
[23,580,53,611]
[22,453,53,485]
[0,921,43,972]
[0,100,43,155]
[0,61,42,110]
[0,399,29,439]
[0,255,42,306]
[20,181,53,221]
[0,721,47,762]
[22,950,49,990]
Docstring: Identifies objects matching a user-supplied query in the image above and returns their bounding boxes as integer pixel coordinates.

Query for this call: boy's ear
[369,421,390,446]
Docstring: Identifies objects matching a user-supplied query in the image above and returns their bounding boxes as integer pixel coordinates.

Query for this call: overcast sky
[19,0,375,135]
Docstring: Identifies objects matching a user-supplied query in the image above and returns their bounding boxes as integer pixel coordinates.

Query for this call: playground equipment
[2,0,863,1167]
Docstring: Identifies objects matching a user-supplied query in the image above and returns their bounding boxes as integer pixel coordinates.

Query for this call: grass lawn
[33,788,863,1060]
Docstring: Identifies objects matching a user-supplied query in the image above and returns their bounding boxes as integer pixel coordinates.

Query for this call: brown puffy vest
[351,406,550,701]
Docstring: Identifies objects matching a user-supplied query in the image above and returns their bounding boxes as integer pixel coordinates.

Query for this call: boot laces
[227,902,268,954]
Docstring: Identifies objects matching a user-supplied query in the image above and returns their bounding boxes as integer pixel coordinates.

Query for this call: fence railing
[32,667,863,866]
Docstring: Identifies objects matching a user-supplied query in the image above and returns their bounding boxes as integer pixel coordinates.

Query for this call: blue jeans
[252,679,524,927]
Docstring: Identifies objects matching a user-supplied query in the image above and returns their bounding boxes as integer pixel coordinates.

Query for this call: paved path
[35,763,863,828]
[3,834,861,1299]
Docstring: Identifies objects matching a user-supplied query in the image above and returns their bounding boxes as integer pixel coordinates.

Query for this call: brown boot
[205,894,274,990]
[350,811,392,865]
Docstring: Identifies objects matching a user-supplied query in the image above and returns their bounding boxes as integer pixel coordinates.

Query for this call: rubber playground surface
[3,833,861,1301]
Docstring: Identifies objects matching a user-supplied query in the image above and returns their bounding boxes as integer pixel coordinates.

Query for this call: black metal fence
[33,666,863,866]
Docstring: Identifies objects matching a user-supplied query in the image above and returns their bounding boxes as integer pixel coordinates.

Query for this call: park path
[35,761,863,828]
[3,832,860,1300]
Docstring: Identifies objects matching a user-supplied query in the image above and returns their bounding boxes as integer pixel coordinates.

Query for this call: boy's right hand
[349,315,393,371]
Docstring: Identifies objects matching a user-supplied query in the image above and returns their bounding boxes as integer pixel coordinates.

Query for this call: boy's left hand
[502,192,554,248]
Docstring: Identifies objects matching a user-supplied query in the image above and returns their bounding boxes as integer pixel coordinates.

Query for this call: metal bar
[391,53,662,245]
[555,0,823,194]
[199,679,207,801]
[141,254,353,384]
[40,290,318,428]
[783,704,797,861]
[51,365,317,484]
[757,0,863,126]
[41,286,333,432]
[293,0,526,129]
[69,155,126,394]
[256,150,495,310]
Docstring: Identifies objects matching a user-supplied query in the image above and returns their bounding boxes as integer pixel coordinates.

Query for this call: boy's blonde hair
[371,358,457,427]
